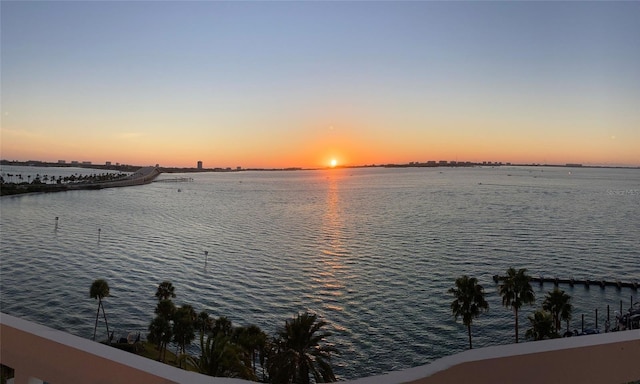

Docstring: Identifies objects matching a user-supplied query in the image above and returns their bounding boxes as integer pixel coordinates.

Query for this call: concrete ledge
[0,313,249,384]
[2,313,639,384]
[347,329,640,384]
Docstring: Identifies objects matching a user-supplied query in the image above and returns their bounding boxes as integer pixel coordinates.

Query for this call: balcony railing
[1,312,639,384]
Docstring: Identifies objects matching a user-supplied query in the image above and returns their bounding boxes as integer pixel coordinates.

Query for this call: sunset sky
[2,1,639,168]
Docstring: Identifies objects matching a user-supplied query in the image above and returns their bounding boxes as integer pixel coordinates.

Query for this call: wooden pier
[493,275,639,290]
[153,177,194,183]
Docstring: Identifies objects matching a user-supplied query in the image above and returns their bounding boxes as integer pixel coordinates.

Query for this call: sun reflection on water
[317,171,350,315]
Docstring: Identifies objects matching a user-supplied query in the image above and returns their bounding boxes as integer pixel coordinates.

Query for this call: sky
[1,1,639,169]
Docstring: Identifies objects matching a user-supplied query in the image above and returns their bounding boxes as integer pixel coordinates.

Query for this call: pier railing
[493,274,639,290]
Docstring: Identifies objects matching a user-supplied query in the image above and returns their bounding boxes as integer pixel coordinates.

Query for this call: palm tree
[197,310,213,335]
[150,281,176,362]
[148,316,173,362]
[525,309,557,341]
[180,315,255,380]
[155,299,176,318]
[212,316,234,338]
[449,275,489,349]
[498,267,535,343]
[234,324,268,379]
[542,288,573,333]
[89,279,110,343]
[155,281,176,301]
[267,312,338,384]
[173,304,197,367]
[151,299,175,360]
[182,330,255,380]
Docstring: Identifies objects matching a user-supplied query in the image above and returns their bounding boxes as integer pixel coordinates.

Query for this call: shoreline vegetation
[86,274,638,383]
[0,164,160,196]
[93,280,338,383]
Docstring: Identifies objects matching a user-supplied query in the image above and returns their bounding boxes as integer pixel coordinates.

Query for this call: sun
[330,159,338,168]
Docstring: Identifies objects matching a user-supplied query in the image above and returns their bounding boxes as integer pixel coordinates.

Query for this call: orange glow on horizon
[2,118,639,168]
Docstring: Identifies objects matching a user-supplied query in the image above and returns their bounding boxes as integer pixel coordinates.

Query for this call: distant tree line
[1,172,128,196]
[1,172,127,185]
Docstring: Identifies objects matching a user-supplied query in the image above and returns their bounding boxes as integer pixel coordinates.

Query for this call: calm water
[1,165,639,379]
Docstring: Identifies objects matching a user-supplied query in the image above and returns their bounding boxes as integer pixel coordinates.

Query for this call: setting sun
[330,159,338,168]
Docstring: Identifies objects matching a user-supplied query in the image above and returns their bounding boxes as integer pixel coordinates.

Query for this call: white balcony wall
[1,313,639,384]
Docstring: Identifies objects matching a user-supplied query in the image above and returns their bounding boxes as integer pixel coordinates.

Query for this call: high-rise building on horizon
[197,161,202,169]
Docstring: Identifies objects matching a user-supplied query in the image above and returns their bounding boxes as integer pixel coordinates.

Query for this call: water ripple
[1,166,639,380]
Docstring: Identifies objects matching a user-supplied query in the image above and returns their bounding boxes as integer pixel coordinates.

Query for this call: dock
[493,275,639,290]
[153,177,194,183]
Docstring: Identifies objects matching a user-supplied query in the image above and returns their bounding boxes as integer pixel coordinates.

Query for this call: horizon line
[2,159,639,171]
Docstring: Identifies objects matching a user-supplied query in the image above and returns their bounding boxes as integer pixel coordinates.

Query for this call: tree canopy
[450,275,489,349]
[542,288,573,333]
[267,312,338,384]
[90,279,110,342]
[498,267,535,343]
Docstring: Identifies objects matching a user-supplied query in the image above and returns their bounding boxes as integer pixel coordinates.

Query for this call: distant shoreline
[2,159,638,173]
[0,166,160,197]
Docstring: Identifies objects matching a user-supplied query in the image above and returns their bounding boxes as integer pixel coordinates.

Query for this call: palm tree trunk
[515,308,519,343]
[164,342,168,363]
[100,301,110,344]
[467,324,473,349]
[252,350,257,373]
[299,363,310,384]
[93,303,100,341]
[163,342,169,363]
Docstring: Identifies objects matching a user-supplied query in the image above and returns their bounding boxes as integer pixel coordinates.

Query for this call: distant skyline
[2,1,639,168]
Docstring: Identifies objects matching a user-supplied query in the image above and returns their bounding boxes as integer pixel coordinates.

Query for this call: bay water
[1,165,638,379]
